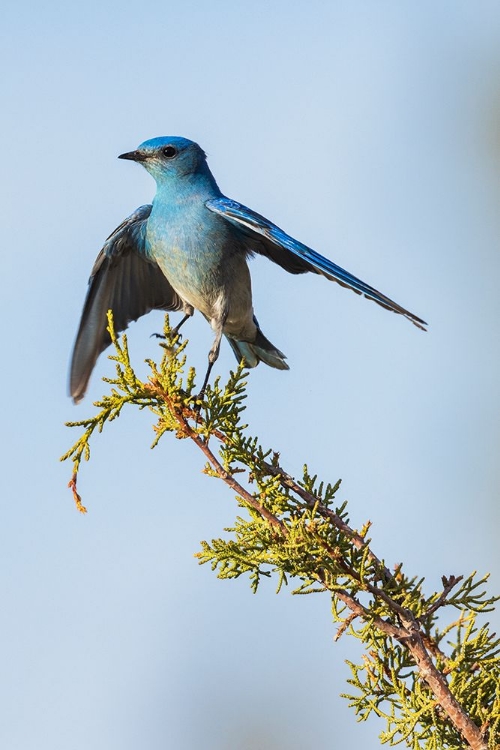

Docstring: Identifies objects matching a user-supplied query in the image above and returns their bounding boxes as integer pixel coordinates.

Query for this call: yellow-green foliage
[62,313,500,750]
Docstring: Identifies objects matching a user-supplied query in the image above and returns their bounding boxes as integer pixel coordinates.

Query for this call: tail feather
[226,329,289,370]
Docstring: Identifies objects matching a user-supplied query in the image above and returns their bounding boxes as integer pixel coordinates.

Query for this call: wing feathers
[70,205,184,403]
[206,197,427,330]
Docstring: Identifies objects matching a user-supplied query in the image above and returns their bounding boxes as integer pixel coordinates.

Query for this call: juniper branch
[61,313,500,750]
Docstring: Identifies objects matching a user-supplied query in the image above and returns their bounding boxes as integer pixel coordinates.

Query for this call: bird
[70,136,426,403]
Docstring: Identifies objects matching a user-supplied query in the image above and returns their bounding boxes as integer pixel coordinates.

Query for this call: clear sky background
[2,2,500,748]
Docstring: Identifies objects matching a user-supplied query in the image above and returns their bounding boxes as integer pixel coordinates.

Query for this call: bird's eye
[162,146,177,158]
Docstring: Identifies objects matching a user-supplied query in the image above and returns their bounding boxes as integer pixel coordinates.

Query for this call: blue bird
[70,136,426,403]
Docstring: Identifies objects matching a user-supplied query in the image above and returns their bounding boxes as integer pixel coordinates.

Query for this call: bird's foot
[151,330,184,346]
[190,390,206,410]
[188,393,205,425]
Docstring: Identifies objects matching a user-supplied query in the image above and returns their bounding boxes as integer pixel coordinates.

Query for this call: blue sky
[2,2,500,748]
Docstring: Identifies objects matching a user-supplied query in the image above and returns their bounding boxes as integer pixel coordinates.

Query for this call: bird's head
[118,136,208,182]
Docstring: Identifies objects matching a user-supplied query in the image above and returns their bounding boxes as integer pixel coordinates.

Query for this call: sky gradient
[2,2,500,748]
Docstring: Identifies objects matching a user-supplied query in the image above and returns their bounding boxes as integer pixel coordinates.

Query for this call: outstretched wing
[206,197,427,330]
[70,204,184,403]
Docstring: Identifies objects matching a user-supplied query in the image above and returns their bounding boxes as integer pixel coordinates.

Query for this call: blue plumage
[70,136,426,403]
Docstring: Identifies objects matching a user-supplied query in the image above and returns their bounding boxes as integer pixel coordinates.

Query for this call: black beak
[118,150,147,162]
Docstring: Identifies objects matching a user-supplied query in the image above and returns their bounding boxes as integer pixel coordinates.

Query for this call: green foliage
[62,313,499,750]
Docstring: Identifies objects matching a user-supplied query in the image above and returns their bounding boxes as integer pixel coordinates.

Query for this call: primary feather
[206,197,427,331]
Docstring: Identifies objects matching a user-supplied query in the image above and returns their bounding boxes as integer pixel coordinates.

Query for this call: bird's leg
[151,306,194,341]
[194,311,226,406]
[172,308,194,337]
[196,332,222,404]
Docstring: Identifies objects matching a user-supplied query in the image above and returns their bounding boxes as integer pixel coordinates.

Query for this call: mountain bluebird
[70,136,426,403]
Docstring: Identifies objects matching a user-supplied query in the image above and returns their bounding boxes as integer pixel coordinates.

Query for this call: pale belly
[151,237,256,338]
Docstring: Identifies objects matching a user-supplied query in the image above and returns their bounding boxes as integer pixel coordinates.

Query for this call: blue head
[118,136,213,185]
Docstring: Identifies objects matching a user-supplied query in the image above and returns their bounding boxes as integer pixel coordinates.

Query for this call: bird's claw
[152,332,172,352]
[191,394,204,409]
[151,329,183,342]
[188,395,205,425]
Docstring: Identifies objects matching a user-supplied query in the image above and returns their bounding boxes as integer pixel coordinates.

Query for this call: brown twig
[419,575,464,620]
[334,611,359,642]
[168,398,488,750]
[68,472,87,514]
[69,368,488,750]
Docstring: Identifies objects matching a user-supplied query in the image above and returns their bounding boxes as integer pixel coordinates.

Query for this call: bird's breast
[145,208,248,319]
